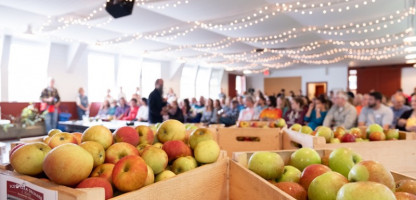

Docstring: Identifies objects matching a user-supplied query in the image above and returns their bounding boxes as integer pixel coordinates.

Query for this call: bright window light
[88,52,115,102]
[117,56,141,99]
[180,65,198,99]
[141,61,161,98]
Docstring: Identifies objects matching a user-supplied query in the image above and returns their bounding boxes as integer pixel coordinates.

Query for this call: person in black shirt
[148,79,167,123]
[397,95,416,131]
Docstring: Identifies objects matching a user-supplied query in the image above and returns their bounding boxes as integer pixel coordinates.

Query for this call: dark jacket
[397,109,414,131]
[148,88,166,123]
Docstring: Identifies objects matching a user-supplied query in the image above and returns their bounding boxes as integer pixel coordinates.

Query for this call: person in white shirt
[238,96,256,121]
[136,97,149,122]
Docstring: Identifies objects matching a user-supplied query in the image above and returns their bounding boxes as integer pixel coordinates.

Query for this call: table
[58,120,150,132]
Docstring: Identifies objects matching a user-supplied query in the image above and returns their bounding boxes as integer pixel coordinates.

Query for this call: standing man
[323,91,357,129]
[358,91,394,130]
[148,79,167,123]
[40,78,60,132]
[76,87,90,119]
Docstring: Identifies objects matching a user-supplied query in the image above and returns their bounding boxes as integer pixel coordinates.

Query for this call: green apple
[189,128,214,150]
[316,126,333,142]
[290,123,302,132]
[289,148,321,171]
[194,140,220,164]
[157,119,186,143]
[329,148,362,178]
[386,129,399,140]
[153,142,163,149]
[330,138,341,143]
[141,146,168,174]
[301,126,313,134]
[348,160,395,191]
[275,118,286,128]
[155,170,176,182]
[308,171,348,200]
[171,156,197,174]
[336,182,396,200]
[366,124,383,137]
[248,152,284,180]
[277,165,301,183]
[10,142,51,176]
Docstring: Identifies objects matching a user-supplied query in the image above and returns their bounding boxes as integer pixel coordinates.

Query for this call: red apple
[299,164,331,190]
[112,155,148,192]
[341,133,356,143]
[113,126,139,146]
[272,182,307,200]
[77,177,113,200]
[369,131,386,141]
[105,142,139,164]
[395,192,416,200]
[162,140,192,162]
[91,163,115,184]
[72,132,83,144]
[135,125,155,145]
[82,125,113,149]
[48,132,78,148]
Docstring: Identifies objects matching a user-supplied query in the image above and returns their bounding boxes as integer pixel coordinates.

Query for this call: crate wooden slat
[217,127,282,157]
[282,128,416,175]
[231,149,416,200]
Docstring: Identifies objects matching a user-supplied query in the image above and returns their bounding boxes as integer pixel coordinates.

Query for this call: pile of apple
[289,123,401,143]
[237,118,286,129]
[248,147,416,200]
[8,119,220,199]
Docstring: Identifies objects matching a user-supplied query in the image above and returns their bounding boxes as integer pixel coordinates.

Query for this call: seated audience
[358,91,393,130]
[182,98,196,122]
[254,95,268,119]
[200,98,218,124]
[391,94,411,128]
[397,95,416,131]
[107,100,118,116]
[238,96,256,121]
[115,97,130,119]
[277,96,291,116]
[259,96,282,120]
[304,97,328,130]
[168,100,184,122]
[284,97,306,127]
[220,100,240,126]
[237,95,245,111]
[354,93,369,116]
[122,98,140,121]
[323,91,357,129]
[96,100,110,119]
[136,98,149,122]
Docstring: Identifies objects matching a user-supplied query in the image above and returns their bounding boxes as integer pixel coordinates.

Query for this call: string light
[138,0,190,10]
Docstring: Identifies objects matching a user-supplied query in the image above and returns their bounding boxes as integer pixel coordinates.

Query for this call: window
[117,56,141,99]
[141,61,161,98]
[195,67,211,99]
[348,69,357,91]
[180,65,198,99]
[8,39,50,102]
[88,52,115,102]
[236,75,246,96]
[209,69,223,99]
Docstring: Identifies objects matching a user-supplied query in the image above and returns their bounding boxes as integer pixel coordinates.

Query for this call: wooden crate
[0,151,228,200]
[230,149,416,200]
[217,127,282,157]
[282,128,416,175]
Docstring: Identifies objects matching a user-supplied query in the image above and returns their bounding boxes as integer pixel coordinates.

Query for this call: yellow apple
[80,141,105,167]
[10,142,51,176]
[82,125,113,149]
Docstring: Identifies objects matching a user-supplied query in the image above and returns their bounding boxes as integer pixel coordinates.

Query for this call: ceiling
[0,0,414,72]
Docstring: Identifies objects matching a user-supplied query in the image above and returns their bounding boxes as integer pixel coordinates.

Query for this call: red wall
[0,102,102,120]
[228,74,237,98]
[352,64,409,97]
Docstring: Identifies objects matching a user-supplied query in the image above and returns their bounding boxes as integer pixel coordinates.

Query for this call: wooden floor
[0,139,18,164]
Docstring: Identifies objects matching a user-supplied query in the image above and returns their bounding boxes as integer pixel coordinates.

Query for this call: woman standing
[76,87,90,119]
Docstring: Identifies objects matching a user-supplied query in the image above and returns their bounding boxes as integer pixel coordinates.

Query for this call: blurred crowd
[88,81,416,132]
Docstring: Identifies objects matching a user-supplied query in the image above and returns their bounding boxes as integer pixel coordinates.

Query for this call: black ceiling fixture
[106,0,135,19]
